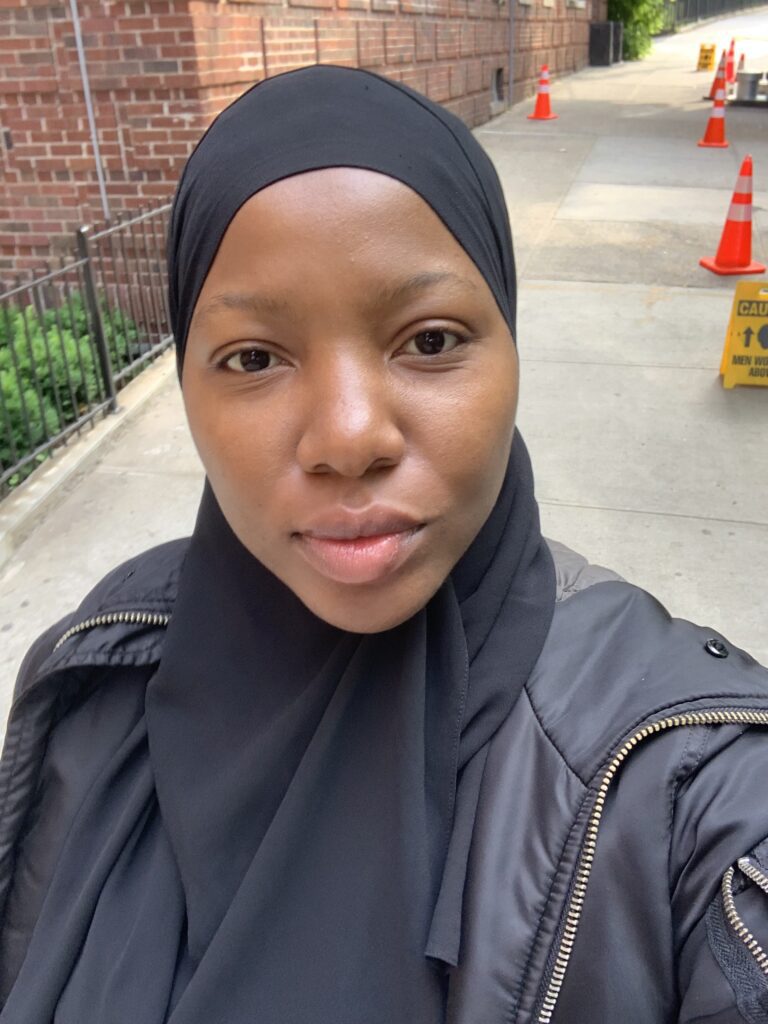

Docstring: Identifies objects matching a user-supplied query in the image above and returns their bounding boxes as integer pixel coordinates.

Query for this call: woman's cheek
[427,374,516,471]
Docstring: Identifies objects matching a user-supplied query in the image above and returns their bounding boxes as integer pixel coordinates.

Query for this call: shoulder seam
[523,684,588,788]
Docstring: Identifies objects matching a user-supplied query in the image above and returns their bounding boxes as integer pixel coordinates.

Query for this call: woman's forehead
[194,171,490,300]
[223,166,451,230]
[191,178,493,325]
[169,67,516,364]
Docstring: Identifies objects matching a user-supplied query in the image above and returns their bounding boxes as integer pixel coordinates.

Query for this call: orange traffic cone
[527,66,558,121]
[700,155,766,275]
[698,64,728,148]
[737,53,745,75]
[707,50,726,99]
[726,38,736,83]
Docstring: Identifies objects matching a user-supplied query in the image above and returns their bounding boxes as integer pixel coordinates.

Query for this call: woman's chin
[296,580,436,634]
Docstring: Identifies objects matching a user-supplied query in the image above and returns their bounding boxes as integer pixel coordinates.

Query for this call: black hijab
[1,66,555,1024]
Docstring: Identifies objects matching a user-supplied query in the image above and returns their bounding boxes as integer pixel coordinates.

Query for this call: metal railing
[0,203,173,496]
[660,0,768,31]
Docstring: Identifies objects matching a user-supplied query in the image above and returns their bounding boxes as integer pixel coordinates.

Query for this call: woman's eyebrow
[373,271,478,308]
[193,271,477,327]
[193,291,293,326]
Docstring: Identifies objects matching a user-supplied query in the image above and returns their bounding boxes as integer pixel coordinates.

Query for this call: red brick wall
[514,0,605,102]
[0,0,605,273]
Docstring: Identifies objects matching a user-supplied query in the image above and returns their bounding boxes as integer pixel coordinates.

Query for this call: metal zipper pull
[54,610,170,651]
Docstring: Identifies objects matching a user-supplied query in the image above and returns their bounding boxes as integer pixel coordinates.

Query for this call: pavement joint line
[519,272,740,290]
[539,499,768,530]
[572,182,765,194]
[548,138,595,224]
[524,266,745,286]
[522,279,737,296]
[499,121,596,269]
[478,130,599,138]
[521,359,723,371]
[95,465,201,478]
[0,350,177,574]
[552,217,750,227]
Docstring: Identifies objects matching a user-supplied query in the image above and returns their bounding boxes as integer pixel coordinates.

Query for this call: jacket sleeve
[675,725,768,1023]
[8,614,73,709]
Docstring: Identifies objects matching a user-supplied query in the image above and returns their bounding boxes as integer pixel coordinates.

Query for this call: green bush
[608,0,668,60]
[0,292,135,489]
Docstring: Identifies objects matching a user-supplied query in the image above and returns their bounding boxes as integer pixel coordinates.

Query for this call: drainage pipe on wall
[507,0,516,108]
[68,0,111,222]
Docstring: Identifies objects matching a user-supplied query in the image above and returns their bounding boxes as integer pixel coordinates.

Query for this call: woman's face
[183,168,519,632]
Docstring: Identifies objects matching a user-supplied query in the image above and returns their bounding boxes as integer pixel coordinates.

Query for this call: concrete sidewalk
[2,11,768,726]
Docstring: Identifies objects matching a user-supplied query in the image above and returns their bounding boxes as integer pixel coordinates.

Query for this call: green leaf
[1,290,138,488]
[608,0,667,59]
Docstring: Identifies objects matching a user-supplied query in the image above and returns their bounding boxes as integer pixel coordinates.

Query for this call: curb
[0,350,178,574]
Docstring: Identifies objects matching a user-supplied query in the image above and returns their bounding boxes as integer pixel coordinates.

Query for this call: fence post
[76,225,118,412]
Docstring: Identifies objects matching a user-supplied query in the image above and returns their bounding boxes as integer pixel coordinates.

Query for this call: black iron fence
[660,0,768,31]
[0,203,172,496]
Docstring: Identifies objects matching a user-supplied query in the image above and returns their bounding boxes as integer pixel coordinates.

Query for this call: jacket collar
[16,539,189,703]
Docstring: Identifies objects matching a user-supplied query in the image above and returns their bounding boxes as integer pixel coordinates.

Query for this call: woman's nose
[295,357,406,477]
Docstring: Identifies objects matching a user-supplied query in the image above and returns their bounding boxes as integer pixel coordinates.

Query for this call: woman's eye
[401,329,464,356]
[222,348,279,373]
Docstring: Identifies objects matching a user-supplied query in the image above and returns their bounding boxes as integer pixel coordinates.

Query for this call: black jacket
[1,539,767,1023]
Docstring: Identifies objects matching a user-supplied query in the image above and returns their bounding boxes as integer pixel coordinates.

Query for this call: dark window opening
[492,67,504,104]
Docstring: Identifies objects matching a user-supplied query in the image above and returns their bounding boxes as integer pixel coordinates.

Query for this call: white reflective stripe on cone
[711,107,725,118]
[539,85,550,93]
[727,202,753,222]
[735,176,752,192]
[715,89,726,100]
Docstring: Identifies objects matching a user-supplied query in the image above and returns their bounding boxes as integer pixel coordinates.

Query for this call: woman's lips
[295,525,424,585]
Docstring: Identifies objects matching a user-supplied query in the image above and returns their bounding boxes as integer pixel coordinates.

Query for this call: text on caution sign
[720,281,768,389]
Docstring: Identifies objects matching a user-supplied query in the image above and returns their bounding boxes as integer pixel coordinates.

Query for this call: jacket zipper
[53,610,170,651]
[738,856,768,896]
[536,707,768,1023]
[719,857,768,976]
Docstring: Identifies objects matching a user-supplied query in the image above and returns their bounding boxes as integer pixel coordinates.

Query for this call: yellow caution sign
[697,43,716,71]
[720,281,768,389]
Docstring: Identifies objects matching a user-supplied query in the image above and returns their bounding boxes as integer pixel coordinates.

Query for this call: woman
[0,65,766,1024]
